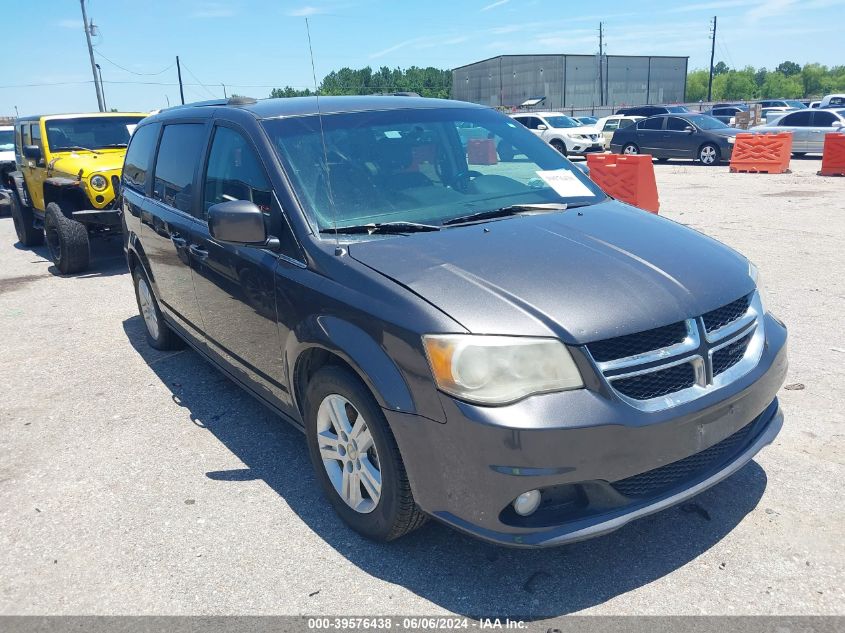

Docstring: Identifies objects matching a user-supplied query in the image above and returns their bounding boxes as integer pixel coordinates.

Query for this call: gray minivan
[122,96,787,547]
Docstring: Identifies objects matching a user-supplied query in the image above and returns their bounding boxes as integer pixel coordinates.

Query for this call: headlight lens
[423,335,584,405]
[90,174,108,191]
[749,261,767,313]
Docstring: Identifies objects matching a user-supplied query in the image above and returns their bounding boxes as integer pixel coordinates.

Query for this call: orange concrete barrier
[466,139,498,165]
[819,133,845,177]
[729,132,792,174]
[586,153,659,214]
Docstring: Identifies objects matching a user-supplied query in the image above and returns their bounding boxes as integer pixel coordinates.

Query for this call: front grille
[702,294,751,333]
[712,333,752,376]
[613,362,696,400]
[587,321,687,363]
[611,419,756,498]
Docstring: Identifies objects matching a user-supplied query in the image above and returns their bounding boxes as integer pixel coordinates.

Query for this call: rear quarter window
[123,124,160,193]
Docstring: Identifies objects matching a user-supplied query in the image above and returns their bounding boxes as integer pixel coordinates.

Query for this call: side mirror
[23,145,42,161]
[536,124,548,131]
[684,126,695,134]
[208,200,268,245]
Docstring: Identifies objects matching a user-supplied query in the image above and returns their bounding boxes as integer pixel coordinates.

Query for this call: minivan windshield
[45,116,146,152]
[263,107,604,234]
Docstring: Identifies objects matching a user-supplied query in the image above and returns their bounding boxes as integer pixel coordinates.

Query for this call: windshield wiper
[320,221,441,235]
[57,145,100,154]
[99,143,128,148]
[442,202,589,226]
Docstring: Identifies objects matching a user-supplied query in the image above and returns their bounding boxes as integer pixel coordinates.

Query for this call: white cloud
[289,6,326,16]
[481,0,509,11]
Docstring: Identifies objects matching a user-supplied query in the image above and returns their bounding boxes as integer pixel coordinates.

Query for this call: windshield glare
[0,130,13,151]
[46,116,145,151]
[688,115,730,130]
[263,107,604,235]
[544,116,581,128]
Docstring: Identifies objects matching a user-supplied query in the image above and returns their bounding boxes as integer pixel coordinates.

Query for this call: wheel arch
[43,179,88,214]
[288,316,417,422]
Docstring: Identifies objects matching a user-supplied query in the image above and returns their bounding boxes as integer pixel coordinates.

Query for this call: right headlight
[422,334,584,405]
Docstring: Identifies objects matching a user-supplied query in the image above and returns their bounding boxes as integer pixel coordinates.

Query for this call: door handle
[189,244,209,260]
[170,234,187,248]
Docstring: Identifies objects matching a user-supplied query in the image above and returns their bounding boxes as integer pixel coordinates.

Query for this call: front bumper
[388,314,787,547]
[569,142,605,155]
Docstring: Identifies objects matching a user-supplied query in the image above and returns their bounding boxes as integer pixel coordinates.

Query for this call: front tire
[44,202,89,274]
[550,139,568,156]
[10,190,44,247]
[698,143,721,166]
[305,366,427,542]
[132,266,184,350]
[622,143,639,155]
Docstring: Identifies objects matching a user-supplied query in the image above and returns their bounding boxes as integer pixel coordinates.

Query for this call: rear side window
[639,117,663,130]
[123,124,159,193]
[30,124,42,148]
[812,111,837,126]
[153,123,206,213]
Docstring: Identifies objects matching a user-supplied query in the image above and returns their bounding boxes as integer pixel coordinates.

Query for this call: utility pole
[707,15,717,102]
[96,64,107,111]
[598,22,604,106]
[176,56,185,104]
[80,0,104,111]
[222,83,227,98]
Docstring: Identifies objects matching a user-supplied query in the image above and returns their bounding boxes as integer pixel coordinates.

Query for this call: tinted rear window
[123,124,159,193]
[153,124,206,213]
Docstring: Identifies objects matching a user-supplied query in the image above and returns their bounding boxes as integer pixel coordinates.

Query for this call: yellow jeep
[9,111,147,273]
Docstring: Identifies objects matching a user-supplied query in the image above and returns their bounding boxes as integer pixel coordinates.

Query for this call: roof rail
[161,96,257,112]
[373,91,420,97]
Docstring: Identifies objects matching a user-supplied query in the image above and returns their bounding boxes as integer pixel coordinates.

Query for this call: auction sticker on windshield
[536,169,594,198]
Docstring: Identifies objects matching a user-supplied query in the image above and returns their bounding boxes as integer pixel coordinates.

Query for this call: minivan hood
[348,201,754,343]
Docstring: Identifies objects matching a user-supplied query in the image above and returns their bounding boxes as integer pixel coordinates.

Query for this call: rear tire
[305,366,427,542]
[550,139,568,156]
[132,266,184,350]
[44,202,89,274]
[10,190,44,247]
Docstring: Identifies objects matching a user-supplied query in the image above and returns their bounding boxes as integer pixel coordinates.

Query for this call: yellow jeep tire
[44,202,90,274]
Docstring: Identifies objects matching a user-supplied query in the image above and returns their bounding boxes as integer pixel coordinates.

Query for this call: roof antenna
[305,17,343,256]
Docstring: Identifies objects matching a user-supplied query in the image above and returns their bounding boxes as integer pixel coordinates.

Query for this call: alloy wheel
[623,144,639,155]
[137,276,160,340]
[700,145,718,165]
[316,394,382,514]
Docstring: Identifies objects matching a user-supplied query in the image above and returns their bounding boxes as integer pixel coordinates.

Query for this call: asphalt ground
[0,156,842,617]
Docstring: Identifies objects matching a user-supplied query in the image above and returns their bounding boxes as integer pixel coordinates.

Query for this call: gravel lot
[0,157,843,618]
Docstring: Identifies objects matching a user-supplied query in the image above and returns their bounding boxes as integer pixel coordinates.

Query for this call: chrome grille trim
[586,291,765,411]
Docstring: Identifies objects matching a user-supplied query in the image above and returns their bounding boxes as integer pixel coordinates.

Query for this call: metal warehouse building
[452,54,689,110]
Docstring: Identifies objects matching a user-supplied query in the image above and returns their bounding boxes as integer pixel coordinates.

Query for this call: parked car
[123,95,786,547]
[9,111,147,273]
[755,108,845,155]
[610,113,738,165]
[705,104,748,126]
[615,105,692,117]
[594,114,644,149]
[819,94,845,109]
[510,112,603,156]
[573,116,598,126]
[809,101,821,109]
[757,99,806,109]
[0,125,14,214]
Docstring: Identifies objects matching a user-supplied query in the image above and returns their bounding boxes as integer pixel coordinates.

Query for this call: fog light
[513,490,541,516]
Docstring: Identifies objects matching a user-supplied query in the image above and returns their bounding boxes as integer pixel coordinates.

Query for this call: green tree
[713,61,730,76]
[760,72,803,99]
[271,66,452,99]
[776,61,801,77]
[685,69,709,101]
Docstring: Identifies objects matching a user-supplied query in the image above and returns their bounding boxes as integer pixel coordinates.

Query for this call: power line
[179,60,219,99]
[95,50,175,76]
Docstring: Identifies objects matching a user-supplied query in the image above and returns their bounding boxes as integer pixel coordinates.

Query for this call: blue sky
[2,0,843,115]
